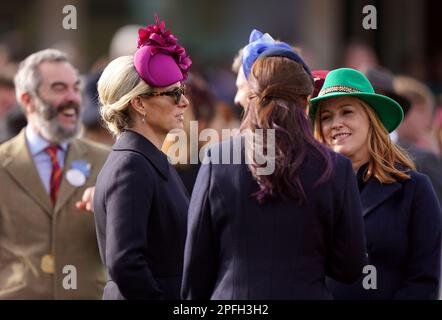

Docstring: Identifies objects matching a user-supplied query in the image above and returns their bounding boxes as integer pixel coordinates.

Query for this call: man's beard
[34,96,81,144]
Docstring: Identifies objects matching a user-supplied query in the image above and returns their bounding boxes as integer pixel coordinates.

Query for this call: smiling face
[318,96,371,164]
[30,61,82,143]
[141,81,189,135]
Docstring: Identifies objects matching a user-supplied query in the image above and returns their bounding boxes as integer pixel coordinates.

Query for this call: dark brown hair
[241,56,333,205]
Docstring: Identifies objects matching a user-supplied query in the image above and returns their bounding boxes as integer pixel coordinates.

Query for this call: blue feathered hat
[241,29,312,79]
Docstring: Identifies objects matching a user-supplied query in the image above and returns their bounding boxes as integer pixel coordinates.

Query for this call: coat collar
[113,130,169,179]
[360,176,402,217]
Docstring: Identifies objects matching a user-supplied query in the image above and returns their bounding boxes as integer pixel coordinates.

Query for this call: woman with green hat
[311,68,441,299]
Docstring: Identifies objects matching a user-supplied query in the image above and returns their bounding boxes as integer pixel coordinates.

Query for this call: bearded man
[0,49,109,299]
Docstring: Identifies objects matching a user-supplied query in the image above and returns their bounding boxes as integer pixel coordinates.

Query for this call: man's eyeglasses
[140,85,186,105]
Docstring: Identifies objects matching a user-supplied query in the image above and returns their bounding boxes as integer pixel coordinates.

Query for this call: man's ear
[19,92,35,114]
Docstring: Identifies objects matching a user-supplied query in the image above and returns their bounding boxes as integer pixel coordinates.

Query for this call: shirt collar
[25,125,69,156]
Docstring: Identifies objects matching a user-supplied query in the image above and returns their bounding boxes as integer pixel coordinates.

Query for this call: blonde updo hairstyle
[98,55,152,136]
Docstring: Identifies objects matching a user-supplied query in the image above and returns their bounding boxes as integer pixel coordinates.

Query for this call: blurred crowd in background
[0,0,442,196]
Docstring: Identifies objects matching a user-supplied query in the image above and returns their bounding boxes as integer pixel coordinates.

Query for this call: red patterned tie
[46,145,62,205]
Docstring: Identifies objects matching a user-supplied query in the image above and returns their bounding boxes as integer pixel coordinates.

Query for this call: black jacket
[94,130,189,299]
[328,166,442,299]
[182,137,367,300]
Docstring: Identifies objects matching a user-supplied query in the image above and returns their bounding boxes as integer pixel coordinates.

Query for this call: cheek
[164,107,179,125]
[419,114,432,128]
[321,123,332,142]
[408,110,428,126]
[148,106,159,118]
[353,122,370,147]
[236,89,247,101]
[44,92,62,104]
[147,105,165,125]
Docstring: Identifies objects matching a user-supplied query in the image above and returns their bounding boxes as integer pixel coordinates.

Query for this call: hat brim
[382,91,411,116]
[309,92,404,133]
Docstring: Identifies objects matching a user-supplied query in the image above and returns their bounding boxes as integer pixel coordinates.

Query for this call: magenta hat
[134,16,191,87]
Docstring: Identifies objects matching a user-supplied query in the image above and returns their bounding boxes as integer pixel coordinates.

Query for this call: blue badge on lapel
[71,160,91,178]
[66,160,91,187]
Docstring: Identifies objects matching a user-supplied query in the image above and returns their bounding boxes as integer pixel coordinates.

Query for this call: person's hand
[76,186,95,213]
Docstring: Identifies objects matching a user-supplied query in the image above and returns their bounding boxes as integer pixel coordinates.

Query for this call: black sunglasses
[140,85,186,105]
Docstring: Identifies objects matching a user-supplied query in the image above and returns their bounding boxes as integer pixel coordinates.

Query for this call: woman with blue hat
[182,31,367,299]
[311,68,442,299]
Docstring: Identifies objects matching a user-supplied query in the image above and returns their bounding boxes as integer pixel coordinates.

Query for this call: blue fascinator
[242,29,312,79]
[242,29,291,79]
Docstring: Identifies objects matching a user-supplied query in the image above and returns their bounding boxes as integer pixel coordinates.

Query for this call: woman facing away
[311,68,442,299]
[93,18,191,299]
[181,33,368,300]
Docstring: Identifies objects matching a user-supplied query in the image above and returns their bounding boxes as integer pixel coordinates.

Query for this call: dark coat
[94,130,189,300]
[181,137,367,300]
[398,139,442,205]
[328,168,442,299]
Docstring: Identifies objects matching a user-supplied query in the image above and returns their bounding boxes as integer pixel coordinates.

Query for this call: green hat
[309,68,404,133]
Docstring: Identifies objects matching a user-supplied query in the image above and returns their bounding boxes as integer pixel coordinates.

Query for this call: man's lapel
[360,177,402,217]
[3,130,52,216]
[54,139,87,215]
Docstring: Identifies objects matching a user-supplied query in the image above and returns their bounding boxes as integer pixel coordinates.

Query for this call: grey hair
[14,49,69,106]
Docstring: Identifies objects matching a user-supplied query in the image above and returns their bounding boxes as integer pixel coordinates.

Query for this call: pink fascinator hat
[134,16,192,87]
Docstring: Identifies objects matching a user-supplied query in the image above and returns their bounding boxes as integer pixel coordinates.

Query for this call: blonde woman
[93,18,191,299]
[311,68,442,299]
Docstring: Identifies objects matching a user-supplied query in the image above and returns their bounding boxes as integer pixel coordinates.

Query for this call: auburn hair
[241,56,333,205]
